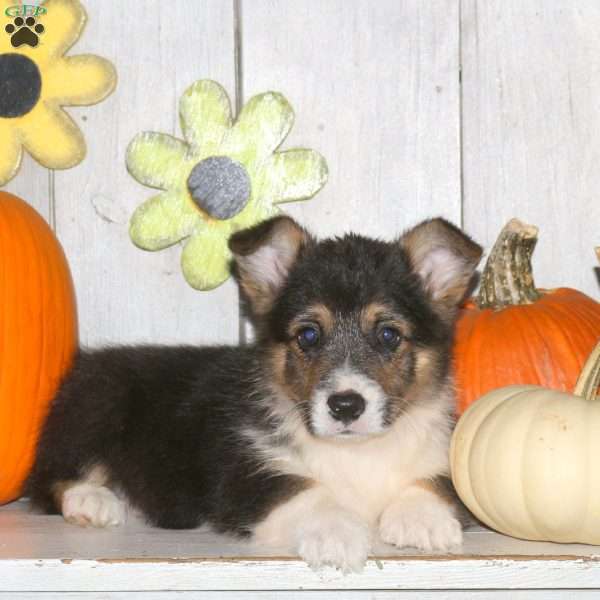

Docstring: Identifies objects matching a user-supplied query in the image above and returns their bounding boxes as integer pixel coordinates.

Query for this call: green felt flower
[126,80,328,290]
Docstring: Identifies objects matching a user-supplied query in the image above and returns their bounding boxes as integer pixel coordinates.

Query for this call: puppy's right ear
[229,216,310,316]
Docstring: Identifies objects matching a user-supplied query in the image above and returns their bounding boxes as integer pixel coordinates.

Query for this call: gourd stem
[573,341,600,401]
[477,219,542,309]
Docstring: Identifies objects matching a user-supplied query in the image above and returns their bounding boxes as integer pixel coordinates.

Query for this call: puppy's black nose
[327,392,365,423]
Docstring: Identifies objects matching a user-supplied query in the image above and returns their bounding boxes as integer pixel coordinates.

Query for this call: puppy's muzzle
[327,391,366,424]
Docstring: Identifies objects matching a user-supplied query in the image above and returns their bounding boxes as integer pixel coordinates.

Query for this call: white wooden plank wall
[241,0,462,239]
[2,0,599,348]
[461,0,600,297]
[7,156,52,224]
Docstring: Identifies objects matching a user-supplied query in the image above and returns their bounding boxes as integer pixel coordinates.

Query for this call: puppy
[28,215,482,572]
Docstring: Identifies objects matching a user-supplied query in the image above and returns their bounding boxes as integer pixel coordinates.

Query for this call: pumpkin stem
[574,341,600,401]
[595,246,600,264]
[476,219,542,309]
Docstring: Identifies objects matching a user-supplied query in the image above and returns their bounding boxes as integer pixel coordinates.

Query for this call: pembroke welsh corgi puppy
[28,215,482,572]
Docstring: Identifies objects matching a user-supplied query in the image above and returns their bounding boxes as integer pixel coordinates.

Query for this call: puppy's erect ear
[400,218,483,312]
[229,216,310,315]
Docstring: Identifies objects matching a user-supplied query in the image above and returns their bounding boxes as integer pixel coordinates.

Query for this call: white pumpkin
[450,340,600,544]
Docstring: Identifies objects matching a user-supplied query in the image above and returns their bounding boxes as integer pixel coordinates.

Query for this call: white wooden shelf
[1,499,600,598]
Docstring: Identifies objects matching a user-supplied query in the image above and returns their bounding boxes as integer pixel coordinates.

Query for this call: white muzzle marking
[310,365,387,438]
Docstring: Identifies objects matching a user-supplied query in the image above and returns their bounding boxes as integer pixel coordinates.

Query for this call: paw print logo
[5,16,45,48]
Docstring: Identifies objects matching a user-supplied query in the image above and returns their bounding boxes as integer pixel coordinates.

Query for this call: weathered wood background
[4,0,600,346]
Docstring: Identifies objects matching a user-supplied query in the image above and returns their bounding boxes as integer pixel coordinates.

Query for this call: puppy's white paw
[296,509,371,573]
[62,483,126,528]
[379,490,462,552]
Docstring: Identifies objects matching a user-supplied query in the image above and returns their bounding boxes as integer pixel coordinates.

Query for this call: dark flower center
[0,53,42,118]
[187,156,251,220]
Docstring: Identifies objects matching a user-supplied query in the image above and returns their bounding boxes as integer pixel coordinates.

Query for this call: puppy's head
[229,216,482,440]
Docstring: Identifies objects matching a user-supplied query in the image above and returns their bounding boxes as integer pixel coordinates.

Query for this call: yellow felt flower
[0,0,116,185]
[127,80,328,290]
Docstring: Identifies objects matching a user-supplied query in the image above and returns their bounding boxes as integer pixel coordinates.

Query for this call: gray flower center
[0,53,41,118]
[187,156,251,220]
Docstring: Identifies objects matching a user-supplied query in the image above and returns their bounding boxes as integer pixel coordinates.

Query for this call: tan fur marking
[414,349,439,383]
[415,479,453,506]
[240,280,272,316]
[373,345,443,424]
[375,357,411,417]
[288,303,334,338]
[264,303,338,408]
[277,218,309,251]
[267,343,319,410]
[267,344,290,390]
[359,303,412,338]
[360,302,416,420]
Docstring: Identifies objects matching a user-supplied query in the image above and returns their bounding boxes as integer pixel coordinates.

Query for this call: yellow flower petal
[19,102,85,168]
[35,0,86,65]
[254,149,328,205]
[179,80,232,156]
[181,228,231,290]
[43,55,117,105]
[0,123,22,185]
[221,92,294,170]
[127,132,194,190]
[130,189,200,251]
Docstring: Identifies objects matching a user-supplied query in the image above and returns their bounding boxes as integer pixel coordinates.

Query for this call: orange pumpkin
[0,192,77,503]
[454,219,600,415]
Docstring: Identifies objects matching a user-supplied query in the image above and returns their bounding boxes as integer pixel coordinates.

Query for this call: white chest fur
[257,396,453,524]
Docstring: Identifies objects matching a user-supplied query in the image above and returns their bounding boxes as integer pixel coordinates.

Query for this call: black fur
[28,346,306,534]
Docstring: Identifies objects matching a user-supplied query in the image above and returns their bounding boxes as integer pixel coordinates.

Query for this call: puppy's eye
[377,326,401,350]
[297,326,320,350]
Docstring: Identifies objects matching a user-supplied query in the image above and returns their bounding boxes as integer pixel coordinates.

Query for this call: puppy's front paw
[296,509,371,573]
[379,490,462,552]
[62,483,126,528]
